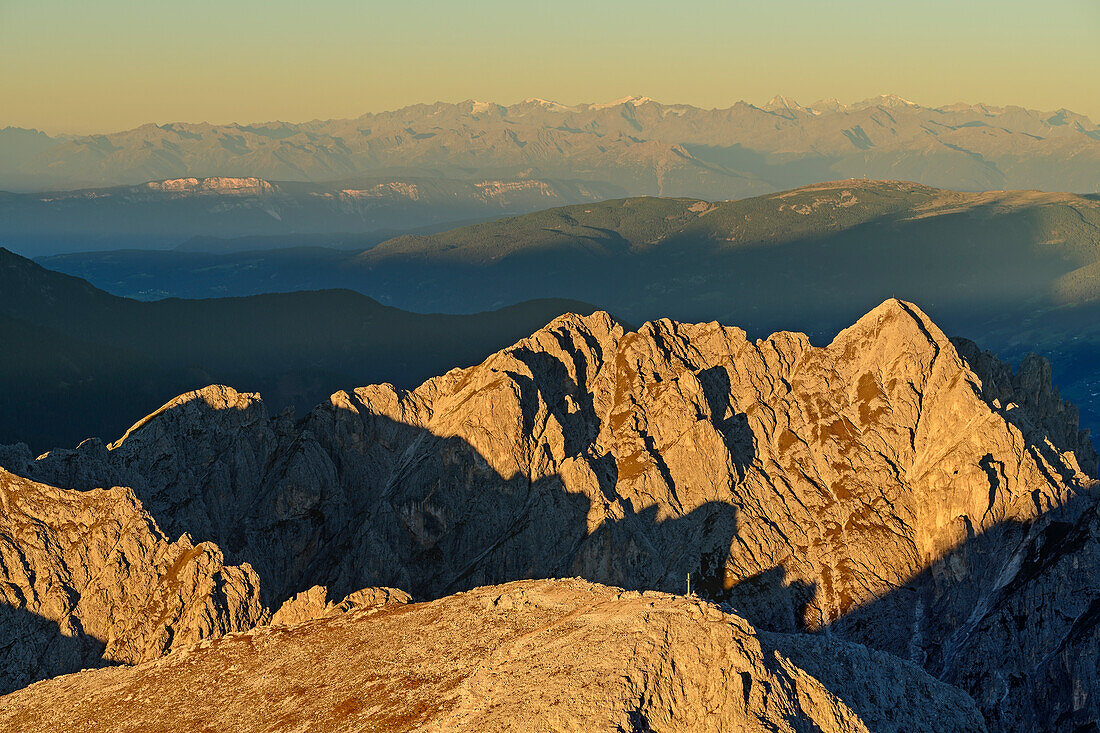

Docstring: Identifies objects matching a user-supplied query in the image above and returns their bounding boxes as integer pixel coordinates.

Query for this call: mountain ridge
[0,246,600,450]
[4,95,1096,195]
[27,179,1100,434]
[2,298,1097,730]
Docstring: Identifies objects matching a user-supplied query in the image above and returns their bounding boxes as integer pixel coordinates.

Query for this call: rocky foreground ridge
[0,579,985,732]
[1,299,1099,731]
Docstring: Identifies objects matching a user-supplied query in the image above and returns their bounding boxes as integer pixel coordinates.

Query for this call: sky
[2,0,1098,134]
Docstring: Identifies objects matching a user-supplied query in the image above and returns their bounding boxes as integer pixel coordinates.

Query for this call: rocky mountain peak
[0,299,1097,730]
[763,95,811,115]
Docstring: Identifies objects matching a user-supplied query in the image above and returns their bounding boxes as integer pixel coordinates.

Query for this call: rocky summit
[0,579,986,733]
[1,299,1098,731]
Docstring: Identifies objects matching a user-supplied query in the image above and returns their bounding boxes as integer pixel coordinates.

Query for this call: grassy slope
[362,182,1099,271]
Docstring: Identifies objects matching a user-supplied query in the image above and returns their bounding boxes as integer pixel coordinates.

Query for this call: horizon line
[5,93,1096,139]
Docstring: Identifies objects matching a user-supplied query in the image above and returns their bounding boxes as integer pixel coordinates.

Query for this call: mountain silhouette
[0,247,597,450]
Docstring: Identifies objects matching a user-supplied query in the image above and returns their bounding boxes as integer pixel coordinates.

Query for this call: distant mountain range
[5,95,1100,733]
[3,95,1097,198]
[39,179,1100,429]
[0,247,595,450]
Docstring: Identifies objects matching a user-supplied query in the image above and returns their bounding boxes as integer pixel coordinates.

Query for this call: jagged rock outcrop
[271,584,410,626]
[0,467,267,694]
[953,337,1098,477]
[941,494,1100,731]
[3,299,1098,730]
[0,579,987,733]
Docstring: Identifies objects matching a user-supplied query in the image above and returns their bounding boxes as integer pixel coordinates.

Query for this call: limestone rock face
[3,299,1099,730]
[0,579,987,733]
[941,496,1100,731]
[0,467,266,694]
[270,585,331,626]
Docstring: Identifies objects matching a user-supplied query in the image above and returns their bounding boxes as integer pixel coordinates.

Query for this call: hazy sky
[2,0,1098,134]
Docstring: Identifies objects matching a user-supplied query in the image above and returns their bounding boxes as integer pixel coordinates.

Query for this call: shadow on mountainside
[0,246,603,452]
[0,389,743,605]
[0,394,746,693]
[1,350,1098,730]
[338,202,1081,339]
[816,488,1100,733]
[3,393,1096,730]
[0,604,115,695]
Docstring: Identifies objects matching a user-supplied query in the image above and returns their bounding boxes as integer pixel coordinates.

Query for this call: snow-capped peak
[590,96,655,110]
[521,98,573,112]
[764,95,803,110]
[856,94,920,109]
